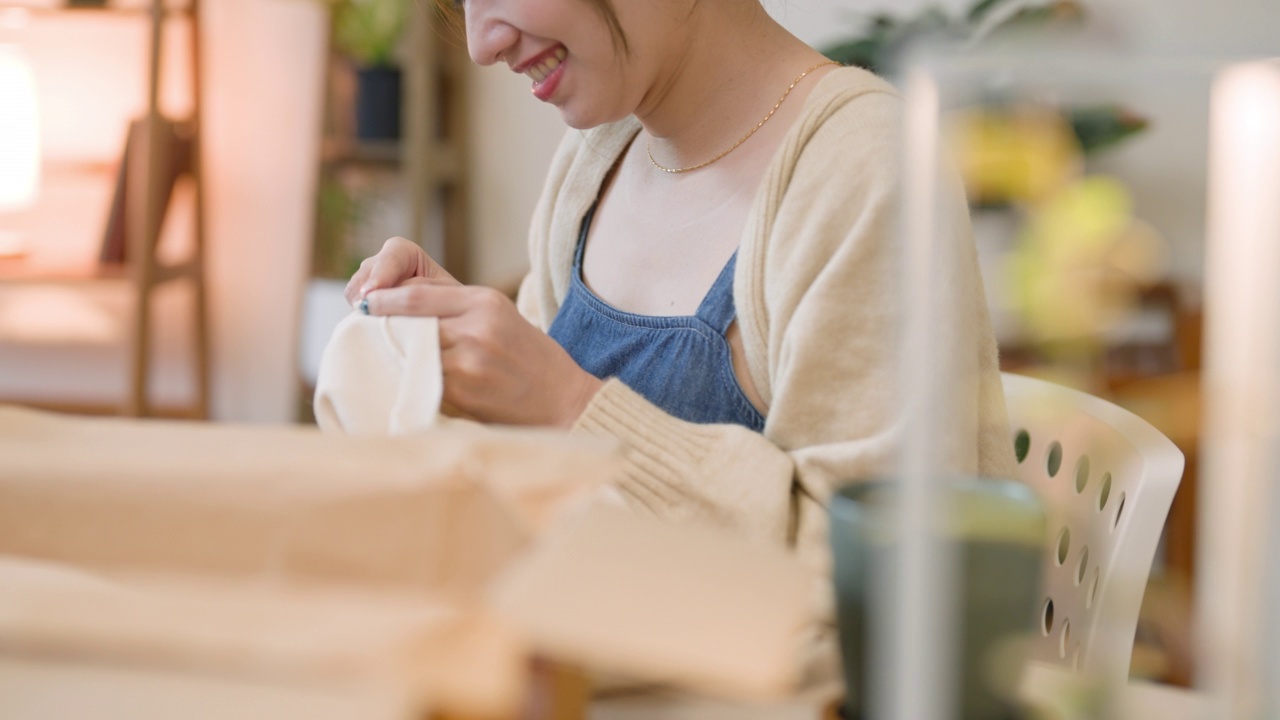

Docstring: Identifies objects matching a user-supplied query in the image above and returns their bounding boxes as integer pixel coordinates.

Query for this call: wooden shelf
[0,0,209,419]
[321,138,463,185]
[0,258,129,283]
[321,137,402,166]
[312,1,470,288]
[0,0,192,15]
[0,259,201,285]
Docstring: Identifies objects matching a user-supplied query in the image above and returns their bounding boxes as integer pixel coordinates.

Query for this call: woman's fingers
[345,252,407,306]
[344,262,374,306]
[361,282,480,319]
[343,238,459,307]
[358,238,419,296]
[396,276,460,289]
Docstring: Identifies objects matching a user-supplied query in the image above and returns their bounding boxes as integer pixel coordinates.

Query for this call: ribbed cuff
[570,379,717,512]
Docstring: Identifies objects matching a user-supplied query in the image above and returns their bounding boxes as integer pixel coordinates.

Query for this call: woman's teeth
[527,47,567,83]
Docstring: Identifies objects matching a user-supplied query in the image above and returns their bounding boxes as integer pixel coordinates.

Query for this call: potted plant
[327,0,411,140]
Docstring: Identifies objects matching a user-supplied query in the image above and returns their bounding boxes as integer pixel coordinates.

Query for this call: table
[585,663,1214,720]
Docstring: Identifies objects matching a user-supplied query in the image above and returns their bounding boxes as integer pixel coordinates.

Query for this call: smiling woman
[344,0,1016,684]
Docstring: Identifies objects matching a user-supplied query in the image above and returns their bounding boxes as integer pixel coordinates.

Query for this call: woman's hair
[431,0,630,54]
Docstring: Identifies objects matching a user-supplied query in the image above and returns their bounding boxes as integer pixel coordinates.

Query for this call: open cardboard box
[0,406,818,719]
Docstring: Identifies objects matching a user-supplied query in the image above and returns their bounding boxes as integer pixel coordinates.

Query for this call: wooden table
[585,663,1213,720]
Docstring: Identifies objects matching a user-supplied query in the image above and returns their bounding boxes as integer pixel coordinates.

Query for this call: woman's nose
[465,5,520,67]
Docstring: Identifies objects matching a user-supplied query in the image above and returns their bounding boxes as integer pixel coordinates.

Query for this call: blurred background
[0,0,1276,695]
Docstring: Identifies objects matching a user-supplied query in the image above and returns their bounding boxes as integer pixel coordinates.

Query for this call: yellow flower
[1005,176,1168,345]
[947,105,1082,205]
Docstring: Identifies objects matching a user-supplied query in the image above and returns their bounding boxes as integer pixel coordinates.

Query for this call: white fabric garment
[314,313,445,434]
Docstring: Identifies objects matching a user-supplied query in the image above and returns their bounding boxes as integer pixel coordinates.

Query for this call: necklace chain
[646,60,839,174]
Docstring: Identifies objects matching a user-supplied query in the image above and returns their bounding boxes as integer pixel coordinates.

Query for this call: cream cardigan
[516,67,1016,614]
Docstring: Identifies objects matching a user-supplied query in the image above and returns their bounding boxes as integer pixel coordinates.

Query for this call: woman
[345,0,1013,613]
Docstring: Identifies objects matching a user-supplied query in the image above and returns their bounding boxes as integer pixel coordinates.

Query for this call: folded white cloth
[314,313,446,434]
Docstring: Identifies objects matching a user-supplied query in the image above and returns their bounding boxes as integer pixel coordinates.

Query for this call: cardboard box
[0,406,817,718]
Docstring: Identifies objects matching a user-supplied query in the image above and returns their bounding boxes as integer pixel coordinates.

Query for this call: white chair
[1001,372,1184,683]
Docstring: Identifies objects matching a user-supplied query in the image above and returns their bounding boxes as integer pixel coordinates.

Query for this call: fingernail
[360,281,376,296]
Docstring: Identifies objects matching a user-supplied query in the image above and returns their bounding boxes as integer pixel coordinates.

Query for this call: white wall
[1109,0,1279,56]
[466,66,567,287]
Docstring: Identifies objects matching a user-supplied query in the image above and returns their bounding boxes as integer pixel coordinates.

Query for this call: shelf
[0,163,127,284]
[0,0,208,419]
[0,0,192,15]
[0,258,128,283]
[0,258,199,285]
[308,0,471,292]
[321,138,463,186]
[321,138,403,166]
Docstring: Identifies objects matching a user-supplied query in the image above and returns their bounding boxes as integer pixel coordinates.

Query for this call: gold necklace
[646,60,839,174]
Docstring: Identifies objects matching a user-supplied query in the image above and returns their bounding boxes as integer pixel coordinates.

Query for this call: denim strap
[694,252,739,334]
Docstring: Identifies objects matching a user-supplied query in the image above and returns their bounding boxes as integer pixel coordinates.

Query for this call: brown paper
[489,505,815,700]
[0,557,526,719]
[0,405,817,711]
[0,405,618,599]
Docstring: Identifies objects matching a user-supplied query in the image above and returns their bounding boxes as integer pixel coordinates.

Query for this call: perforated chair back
[1001,373,1184,683]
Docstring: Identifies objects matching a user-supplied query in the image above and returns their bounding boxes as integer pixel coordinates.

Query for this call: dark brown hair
[431,0,629,54]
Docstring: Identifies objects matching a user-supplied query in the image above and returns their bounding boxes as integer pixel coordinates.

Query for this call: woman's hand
[344,237,459,307]
[362,280,604,429]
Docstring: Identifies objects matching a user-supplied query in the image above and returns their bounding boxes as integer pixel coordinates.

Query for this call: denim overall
[548,205,766,432]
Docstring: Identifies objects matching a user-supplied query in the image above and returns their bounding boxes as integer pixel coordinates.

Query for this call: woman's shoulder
[743,67,907,280]
[811,65,899,103]
[798,66,903,146]
[761,65,906,185]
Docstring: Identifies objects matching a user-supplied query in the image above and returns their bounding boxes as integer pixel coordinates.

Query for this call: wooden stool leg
[428,658,590,720]
[520,658,591,720]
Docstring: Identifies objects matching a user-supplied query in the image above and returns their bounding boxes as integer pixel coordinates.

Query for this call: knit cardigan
[516,66,1016,616]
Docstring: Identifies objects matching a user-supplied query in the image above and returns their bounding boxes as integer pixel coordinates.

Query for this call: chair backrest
[1001,372,1184,683]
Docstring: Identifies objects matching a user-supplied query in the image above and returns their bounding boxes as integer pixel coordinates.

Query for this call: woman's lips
[532,58,566,101]
[522,45,567,102]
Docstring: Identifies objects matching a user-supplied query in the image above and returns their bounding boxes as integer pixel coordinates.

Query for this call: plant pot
[354,66,402,141]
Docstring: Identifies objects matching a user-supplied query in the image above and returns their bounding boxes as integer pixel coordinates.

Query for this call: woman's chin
[557,102,631,131]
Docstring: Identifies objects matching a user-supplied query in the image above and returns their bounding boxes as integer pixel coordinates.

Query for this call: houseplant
[821,0,1148,159]
[327,0,411,140]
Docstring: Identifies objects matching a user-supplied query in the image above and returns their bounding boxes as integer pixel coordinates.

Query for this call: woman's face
[463,0,690,129]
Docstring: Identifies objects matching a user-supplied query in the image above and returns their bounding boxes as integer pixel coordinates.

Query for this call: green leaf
[966,0,1009,23]
[1068,105,1151,155]
[332,0,409,68]
[823,38,886,73]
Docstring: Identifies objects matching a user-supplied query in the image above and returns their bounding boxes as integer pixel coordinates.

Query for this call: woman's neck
[635,5,828,172]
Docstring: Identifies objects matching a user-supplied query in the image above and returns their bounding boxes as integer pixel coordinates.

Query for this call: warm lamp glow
[0,43,40,257]
[0,44,39,211]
